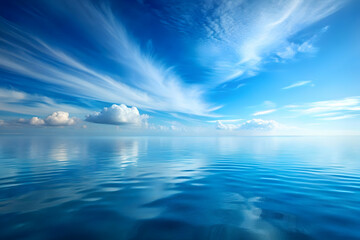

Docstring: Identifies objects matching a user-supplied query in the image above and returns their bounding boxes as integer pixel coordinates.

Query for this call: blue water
[0,136,359,240]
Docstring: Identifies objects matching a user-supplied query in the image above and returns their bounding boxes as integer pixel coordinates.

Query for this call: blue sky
[0,0,359,135]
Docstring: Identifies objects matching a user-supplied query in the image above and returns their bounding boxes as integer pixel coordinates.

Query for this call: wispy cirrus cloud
[0,88,88,115]
[287,96,360,120]
[253,109,276,116]
[0,1,215,116]
[275,26,329,60]
[282,80,312,90]
[321,114,359,121]
[147,0,345,85]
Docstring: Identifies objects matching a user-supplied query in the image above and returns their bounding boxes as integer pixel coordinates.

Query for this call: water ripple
[0,136,359,239]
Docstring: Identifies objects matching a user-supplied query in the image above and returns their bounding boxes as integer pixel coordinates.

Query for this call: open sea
[0,136,359,240]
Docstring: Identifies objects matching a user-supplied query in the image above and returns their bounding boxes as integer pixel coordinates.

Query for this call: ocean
[0,136,359,240]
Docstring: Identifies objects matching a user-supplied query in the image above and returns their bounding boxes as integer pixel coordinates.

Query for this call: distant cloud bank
[217,119,279,131]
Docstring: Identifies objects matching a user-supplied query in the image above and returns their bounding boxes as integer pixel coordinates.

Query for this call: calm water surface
[0,136,359,240]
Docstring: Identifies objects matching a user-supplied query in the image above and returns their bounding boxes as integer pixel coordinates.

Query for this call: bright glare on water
[0,136,359,240]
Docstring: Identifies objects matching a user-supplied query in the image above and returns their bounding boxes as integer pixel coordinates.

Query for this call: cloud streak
[282,80,312,90]
[287,96,360,120]
[0,88,88,115]
[0,1,215,116]
[148,0,345,85]
[253,109,276,116]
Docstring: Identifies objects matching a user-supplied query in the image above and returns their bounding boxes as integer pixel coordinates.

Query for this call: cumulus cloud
[44,112,77,126]
[18,111,78,126]
[29,117,45,126]
[216,119,279,131]
[85,104,148,126]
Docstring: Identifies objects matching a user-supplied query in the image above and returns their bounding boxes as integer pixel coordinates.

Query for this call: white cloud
[282,80,312,90]
[0,1,343,118]
[276,44,297,59]
[321,114,359,121]
[150,0,345,84]
[0,2,215,116]
[0,88,26,102]
[306,97,360,112]
[85,104,148,126]
[208,119,243,123]
[44,112,77,126]
[29,117,45,126]
[148,124,170,131]
[276,40,316,59]
[263,101,277,108]
[148,121,188,132]
[284,104,299,109]
[18,111,78,126]
[240,119,279,130]
[0,88,88,115]
[287,96,360,120]
[253,109,276,116]
[275,26,329,61]
[216,121,241,131]
[216,119,279,131]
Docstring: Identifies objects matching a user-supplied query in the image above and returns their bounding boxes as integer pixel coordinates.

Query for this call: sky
[0,0,359,136]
